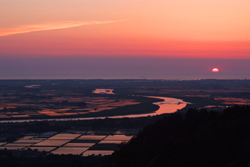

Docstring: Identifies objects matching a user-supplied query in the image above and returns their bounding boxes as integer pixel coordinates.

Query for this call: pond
[92,89,114,95]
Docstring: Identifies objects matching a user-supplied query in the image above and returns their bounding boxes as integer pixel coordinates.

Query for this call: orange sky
[0,0,250,58]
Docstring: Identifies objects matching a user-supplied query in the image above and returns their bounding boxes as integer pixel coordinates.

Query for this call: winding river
[0,89,189,123]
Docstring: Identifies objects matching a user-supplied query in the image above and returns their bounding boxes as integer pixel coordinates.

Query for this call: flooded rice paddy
[0,131,134,156]
[0,94,188,123]
[214,97,250,105]
[0,88,189,125]
[0,94,140,120]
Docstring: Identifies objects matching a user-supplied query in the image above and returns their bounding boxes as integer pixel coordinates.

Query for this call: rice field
[11,115,30,118]
[103,135,133,141]
[0,95,140,119]
[48,134,81,140]
[14,139,44,144]
[4,143,33,147]
[51,147,89,155]
[1,132,134,156]
[34,139,71,147]
[214,97,250,105]
[0,142,6,146]
[77,135,106,141]
[64,143,95,147]
[0,115,11,118]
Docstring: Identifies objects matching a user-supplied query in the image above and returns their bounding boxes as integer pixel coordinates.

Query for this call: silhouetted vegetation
[0,115,167,138]
[112,105,250,167]
[0,151,112,167]
[1,105,250,167]
[1,79,250,166]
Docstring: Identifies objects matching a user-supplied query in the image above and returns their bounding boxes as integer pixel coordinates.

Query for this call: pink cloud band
[0,20,123,37]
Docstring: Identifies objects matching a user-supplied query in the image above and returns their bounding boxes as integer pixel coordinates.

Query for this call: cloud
[0,20,124,37]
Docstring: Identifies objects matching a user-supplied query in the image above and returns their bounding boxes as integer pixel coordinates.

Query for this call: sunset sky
[0,0,250,79]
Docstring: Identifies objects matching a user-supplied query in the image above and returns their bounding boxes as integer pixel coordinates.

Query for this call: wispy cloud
[0,20,124,37]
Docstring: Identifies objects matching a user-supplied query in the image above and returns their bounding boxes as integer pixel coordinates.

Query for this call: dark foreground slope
[0,154,112,167]
[1,106,250,167]
[112,105,250,167]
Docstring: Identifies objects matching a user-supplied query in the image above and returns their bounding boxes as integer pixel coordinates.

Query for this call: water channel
[0,89,189,123]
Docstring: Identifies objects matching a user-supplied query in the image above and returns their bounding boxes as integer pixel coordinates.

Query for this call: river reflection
[0,96,188,123]
[108,96,188,118]
[0,89,189,123]
[92,89,114,95]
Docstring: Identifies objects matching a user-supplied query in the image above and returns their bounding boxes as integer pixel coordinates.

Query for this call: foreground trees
[113,105,250,167]
[1,105,250,167]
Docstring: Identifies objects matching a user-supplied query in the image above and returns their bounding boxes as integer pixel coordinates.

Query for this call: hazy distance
[0,57,249,80]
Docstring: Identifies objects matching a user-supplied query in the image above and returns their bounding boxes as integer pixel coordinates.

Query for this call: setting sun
[212,68,219,72]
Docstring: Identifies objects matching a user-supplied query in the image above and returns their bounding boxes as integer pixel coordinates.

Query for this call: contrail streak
[0,20,124,37]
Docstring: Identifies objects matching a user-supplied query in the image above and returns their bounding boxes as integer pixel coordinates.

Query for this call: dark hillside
[113,105,250,167]
[1,105,250,167]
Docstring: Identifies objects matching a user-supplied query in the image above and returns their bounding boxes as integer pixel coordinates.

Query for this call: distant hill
[112,105,250,167]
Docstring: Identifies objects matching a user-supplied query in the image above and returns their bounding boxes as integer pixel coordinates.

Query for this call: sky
[0,0,250,79]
